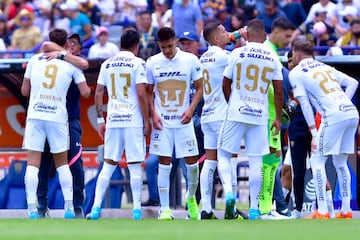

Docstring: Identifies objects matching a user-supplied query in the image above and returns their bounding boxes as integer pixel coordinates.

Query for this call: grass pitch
[1,218,360,240]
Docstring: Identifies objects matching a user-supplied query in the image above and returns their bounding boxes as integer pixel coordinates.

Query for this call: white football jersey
[289,58,359,124]
[24,53,86,124]
[97,51,147,128]
[223,42,283,125]
[200,45,229,123]
[147,48,202,128]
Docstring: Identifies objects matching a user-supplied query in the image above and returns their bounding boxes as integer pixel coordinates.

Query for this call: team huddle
[21,18,359,220]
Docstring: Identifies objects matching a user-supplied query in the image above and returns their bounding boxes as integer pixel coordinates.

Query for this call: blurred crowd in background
[1,0,360,59]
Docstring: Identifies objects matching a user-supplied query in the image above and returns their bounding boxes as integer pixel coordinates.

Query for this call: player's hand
[97,123,106,140]
[152,114,163,130]
[181,110,192,124]
[311,136,317,153]
[43,51,59,61]
[239,26,248,41]
[270,119,281,135]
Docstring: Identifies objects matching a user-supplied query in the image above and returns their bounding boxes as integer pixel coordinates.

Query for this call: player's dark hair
[203,21,221,42]
[247,19,265,33]
[120,29,140,49]
[271,17,296,32]
[49,28,67,47]
[292,39,314,56]
[157,27,176,42]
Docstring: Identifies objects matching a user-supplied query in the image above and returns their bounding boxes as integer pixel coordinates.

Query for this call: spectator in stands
[331,2,358,37]
[3,0,33,32]
[96,0,116,26]
[279,0,307,28]
[200,0,227,21]
[113,0,148,26]
[336,17,360,54]
[42,2,70,39]
[61,0,93,42]
[0,12,10,49]
[78,0,102,27]
[136,10,160,61]
[215,6,232,31]
[7,9,43,58]
[256,0,287,34]
[171,0,204,37]
[304,0,337,26]
[26,0,51,32]
[88,26,120,59]
[151,0,172,28]
[291,10,337,55]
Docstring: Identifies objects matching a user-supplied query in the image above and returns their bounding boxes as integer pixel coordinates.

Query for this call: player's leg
[176,124,199,220]
[199,122,220,219]
[217,120,244,219]
[86,128,122,220]
[23,119,46,218]
[259,119,282,216]
[150,128,174,220]
[53,150,75,219]
[25,150,42,218]
[125,127,146,220]
[47,121,74,218]
[244,124,269,220]
[308,155,329,218]
[37,141,52,218]
[332,118,358,218]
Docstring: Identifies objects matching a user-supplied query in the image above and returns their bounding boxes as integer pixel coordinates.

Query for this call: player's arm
[42,41,89,70]
[271,79,284,135]
[222,76,232,103]
[21,77,31,97]
[146,83,162,130]
[74,69,91,98]
[182,78,203,124]
[94,83,106,140]
[336,71,359,99]
[78,81,91,98]
[137,83,151,136]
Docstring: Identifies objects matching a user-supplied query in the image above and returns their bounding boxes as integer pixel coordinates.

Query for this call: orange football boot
[305,210,330,219]
[335,212,352,219]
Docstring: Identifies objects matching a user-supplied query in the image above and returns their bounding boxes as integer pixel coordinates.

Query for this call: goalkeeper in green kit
[259,17,295,219]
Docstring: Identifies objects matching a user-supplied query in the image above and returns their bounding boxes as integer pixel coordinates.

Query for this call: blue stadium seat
[0,160,27,209]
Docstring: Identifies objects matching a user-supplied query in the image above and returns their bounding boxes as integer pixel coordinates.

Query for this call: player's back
[223,42,283,125]
[26,54,81,123]
[291,58,358,123]
[200,45,229,123]
[98,51,147,128]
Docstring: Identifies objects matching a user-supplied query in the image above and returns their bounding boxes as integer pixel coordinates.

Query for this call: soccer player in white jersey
[21,28,91,219]
[86,29,150,221]
[218,19,284,220]
[146,27,203,220]
[199,21,238,220]
[289,39,359,219]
